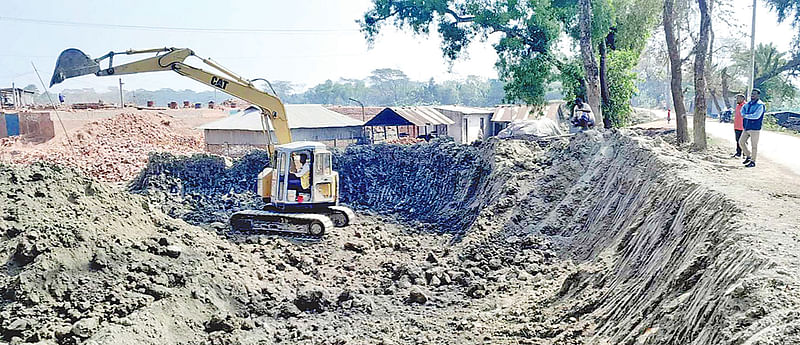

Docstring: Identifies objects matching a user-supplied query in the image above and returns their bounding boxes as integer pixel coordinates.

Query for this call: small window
[317,153,332,175]
[314,153,324,176]
[277,152,286,199]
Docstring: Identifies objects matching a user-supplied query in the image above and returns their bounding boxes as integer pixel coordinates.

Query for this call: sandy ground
[636,113,800,176]
[46,108,228,141]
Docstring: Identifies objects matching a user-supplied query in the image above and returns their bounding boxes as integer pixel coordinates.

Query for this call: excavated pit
[1,131,799,344]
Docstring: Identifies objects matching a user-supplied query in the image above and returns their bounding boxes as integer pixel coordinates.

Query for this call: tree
[555,0,660,126]
[368,68,412,105]
[23,84,39,94]
[731,43,798,102]
[578,0,604,126]
[693,0,711,150]
[764,0,800,41]
[663,0,690,143]
[265,80,296,100]
[360,0,562,106]
[360,0,661,127]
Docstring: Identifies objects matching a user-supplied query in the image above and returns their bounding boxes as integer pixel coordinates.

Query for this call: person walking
[739,89,766,168]
[732,94,746,158]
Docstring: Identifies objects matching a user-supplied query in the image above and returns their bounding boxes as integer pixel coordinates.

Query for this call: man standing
[738,89,766,168]
[732,94,746,158]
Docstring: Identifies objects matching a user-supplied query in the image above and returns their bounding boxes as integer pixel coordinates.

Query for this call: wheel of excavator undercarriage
[330,211,348,227]
[308,221,325,236]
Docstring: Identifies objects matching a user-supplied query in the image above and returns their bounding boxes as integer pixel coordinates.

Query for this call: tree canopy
[360,0,661,126]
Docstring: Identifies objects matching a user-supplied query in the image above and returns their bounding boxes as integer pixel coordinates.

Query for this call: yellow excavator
[50,47,354,237]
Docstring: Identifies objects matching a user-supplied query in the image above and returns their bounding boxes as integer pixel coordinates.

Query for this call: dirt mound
[3,130,800,344]
[0,112,203,182]
[129,150,270,225]
[0,161,563,344]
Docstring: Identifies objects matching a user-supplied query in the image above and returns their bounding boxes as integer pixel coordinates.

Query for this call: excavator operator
[288,153,311,192]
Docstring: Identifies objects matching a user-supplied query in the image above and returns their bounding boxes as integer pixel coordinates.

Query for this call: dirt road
[637,115,800,176]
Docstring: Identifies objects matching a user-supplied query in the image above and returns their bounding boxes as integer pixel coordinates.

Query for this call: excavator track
[229,210,333,238]
[326,206,355,227]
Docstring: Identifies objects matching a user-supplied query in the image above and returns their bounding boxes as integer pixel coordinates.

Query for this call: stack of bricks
[0,112,204,182]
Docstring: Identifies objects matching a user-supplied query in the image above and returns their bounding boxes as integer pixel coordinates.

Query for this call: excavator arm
[49,47,291,147]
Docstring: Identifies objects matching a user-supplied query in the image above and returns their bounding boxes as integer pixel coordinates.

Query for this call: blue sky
[0,0,795,94]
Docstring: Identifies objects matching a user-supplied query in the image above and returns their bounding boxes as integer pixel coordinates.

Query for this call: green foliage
[361,0,562,105]
[611,0,662,52]
[733,43,798,102]
[764,0,800,45]
[51,71,509,107]
[558,58,586,103]
[360,0,659,111]
[604,50,639,126]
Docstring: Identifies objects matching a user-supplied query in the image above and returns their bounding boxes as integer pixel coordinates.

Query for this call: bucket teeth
[50,48,100,86]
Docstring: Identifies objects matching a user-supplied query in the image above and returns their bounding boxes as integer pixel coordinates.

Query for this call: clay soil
[0,109,225,182]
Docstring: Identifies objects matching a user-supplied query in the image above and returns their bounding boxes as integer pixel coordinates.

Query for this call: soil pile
[0,113,203,182]
[129,150,270,225]
[0,161,565,345]
[3,130,800,344]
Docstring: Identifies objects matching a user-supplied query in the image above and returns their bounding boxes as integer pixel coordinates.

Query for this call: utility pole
[748,0,757,95]
[119,78,125,108]
[348,97,365,122]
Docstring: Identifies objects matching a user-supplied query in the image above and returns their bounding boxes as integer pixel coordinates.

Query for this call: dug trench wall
[335,131,798,343]
[334,139,502,235]
[462,131,798,344]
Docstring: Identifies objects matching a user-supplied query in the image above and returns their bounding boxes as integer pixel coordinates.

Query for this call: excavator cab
[258,142,338,207]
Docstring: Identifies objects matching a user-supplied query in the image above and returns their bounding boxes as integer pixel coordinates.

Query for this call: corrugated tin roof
[434,105,494,115]
[387,106,454,126]
[199,104,364,131]
[326,106,384,122]
[491,104,537,122]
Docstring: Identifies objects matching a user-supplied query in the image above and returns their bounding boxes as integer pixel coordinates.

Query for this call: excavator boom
[50,47,291,147]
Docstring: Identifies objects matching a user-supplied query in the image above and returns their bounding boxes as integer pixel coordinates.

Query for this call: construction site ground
[1,110,800,345]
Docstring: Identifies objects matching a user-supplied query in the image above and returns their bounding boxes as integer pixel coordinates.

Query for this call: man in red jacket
[732,94,745,158]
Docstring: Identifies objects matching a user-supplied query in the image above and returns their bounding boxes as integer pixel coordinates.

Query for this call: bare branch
[445,8,475,23]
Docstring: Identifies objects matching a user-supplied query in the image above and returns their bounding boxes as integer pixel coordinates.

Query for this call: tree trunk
[693,0,711,150]
[721,67,732,109]
[663,0,688,143]
[706,6,721,114]
[599,41,612,127]
[579,0,604,128]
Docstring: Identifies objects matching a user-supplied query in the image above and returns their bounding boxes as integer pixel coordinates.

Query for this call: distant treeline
[26,68,564,107]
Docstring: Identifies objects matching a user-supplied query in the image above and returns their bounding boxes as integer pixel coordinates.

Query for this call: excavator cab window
[276,151,287,201]
[288,151,313,195]
[314,152,331,176]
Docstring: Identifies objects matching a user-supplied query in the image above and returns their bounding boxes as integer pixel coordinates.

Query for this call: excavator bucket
[50,49,100,86]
